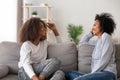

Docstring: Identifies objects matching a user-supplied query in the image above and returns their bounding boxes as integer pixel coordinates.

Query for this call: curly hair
[95,13,116,35]
[18,17,46,43]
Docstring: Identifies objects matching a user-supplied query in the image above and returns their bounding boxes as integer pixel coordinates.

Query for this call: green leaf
[67,24,83,44]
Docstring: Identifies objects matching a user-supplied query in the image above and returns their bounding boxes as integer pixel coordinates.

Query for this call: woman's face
[92,20,103,36]
[39,23,47,39]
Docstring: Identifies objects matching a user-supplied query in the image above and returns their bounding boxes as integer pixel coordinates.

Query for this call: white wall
[0,1,17,42]
[24,0,120,42]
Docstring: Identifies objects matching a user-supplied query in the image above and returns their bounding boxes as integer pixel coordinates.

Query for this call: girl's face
[39,23,47,39]
[92,20,103,36]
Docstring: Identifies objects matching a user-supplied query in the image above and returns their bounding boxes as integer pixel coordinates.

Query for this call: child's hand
[47,23,59,36]
[32,75,39,80]
[39,74,45,80]
[47,23,57,31]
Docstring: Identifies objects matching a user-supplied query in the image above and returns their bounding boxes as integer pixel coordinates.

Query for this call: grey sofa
[0,41,120,80]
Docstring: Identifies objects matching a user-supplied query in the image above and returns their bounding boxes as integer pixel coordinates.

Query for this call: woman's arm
[47,23,59,36]
[47,23,62,43]
[79,32,96,45]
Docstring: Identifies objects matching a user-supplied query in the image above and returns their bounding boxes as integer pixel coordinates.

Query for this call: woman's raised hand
[47,23,57,31]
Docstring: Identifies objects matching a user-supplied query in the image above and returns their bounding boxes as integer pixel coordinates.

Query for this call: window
[0,0,17,42]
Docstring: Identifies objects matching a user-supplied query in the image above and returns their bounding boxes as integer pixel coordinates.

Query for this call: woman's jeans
[18,58,65,80]
[65,70,116,80]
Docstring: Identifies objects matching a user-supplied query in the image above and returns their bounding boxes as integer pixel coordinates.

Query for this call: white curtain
[0,0,17,42]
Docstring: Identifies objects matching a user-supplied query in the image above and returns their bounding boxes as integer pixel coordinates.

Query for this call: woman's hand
[47,23,59,36]
[32,75,39,80]
[47,23,57,31]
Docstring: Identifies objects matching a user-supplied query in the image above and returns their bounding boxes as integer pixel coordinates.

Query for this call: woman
[65,13,117,80]
[18,17,65,80]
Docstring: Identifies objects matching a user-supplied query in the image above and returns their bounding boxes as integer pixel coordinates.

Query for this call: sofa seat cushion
[0,41,21,74]
[0,64,9,78]
[0,74,18,80]
[47,42,78,71]
[77,44,94,73]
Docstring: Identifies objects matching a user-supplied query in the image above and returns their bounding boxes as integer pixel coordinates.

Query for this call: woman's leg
[65,70,85,80]
[18,67,31,80]
[32,58,61,79]
[50,70,66,80]
[74,71,116,80]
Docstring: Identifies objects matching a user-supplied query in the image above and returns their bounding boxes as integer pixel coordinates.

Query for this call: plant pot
[32,15,38,17]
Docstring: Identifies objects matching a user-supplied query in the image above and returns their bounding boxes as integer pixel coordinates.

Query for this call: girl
[18,17,64,80]
[65,13,117,80]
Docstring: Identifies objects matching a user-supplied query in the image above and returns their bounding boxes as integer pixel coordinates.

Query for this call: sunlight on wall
[0,0,17,42]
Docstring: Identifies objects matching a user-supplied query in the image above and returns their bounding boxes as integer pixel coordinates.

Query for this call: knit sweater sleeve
[79,32,95,45]
[55,36,62,43]
[20,42,35,79]
[46,36,62,44]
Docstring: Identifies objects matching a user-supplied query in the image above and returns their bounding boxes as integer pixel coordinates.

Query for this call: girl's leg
[74,71,116,80]
[41,58,61,78]
[65,70,85,80]
[50,70,66,80]
[18,67,31,80]
[32,58,61,79]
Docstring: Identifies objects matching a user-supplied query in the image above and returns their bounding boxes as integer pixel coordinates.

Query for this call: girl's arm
[47,23,62,43]
[20,42,37,79]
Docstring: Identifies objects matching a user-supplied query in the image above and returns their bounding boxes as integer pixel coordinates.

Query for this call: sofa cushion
[47,42,78,71]
[77,44,94,73]
[115,44,120,78]
[0,74,18,80]
[0,41,21,74]
[0,64,9,78]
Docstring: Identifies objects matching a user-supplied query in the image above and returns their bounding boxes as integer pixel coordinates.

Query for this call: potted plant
[32,11,38,17]
[67,24,83,45]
